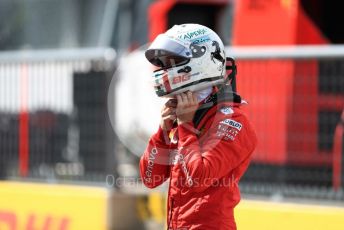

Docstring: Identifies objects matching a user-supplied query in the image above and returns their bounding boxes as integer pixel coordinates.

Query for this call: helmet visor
[145,34,191,69]
[146,52,189,69]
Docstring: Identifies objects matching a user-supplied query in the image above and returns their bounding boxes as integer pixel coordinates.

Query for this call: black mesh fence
[0,49,117,183]
[234,57,344,200]
[0,47,343,201]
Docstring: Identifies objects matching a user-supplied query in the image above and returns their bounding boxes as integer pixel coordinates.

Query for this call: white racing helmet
[145,24,227,97]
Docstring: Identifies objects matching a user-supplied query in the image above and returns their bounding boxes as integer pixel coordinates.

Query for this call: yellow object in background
[148,192,166,223]
[0,181,108,230]
[236,200,344,230]
[2,181,344,230]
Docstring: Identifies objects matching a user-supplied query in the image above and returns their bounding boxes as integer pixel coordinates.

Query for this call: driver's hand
[176,91,198,125]
[160,99,177,131]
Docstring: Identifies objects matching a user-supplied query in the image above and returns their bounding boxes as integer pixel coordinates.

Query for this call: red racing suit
[140,99,257,230]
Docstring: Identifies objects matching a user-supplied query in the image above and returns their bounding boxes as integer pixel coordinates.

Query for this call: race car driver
[140,24,257,230]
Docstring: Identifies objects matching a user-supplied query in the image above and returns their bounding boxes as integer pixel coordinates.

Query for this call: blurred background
[0,0,343,229]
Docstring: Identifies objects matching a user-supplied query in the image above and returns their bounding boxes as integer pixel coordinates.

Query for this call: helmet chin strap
[195,87,213,102]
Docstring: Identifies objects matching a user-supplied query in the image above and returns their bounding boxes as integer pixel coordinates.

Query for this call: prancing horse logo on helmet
[211,41,225,64]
